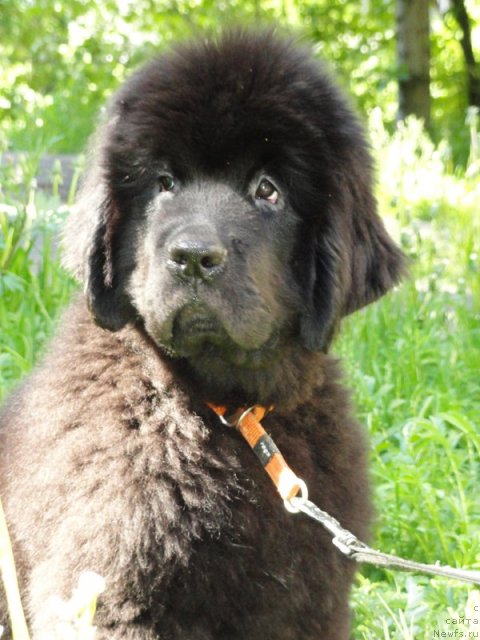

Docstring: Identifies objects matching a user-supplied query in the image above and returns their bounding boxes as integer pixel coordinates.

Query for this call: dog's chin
[154,303,281,369]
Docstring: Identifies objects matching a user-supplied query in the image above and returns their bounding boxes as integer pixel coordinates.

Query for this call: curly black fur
[0,30,404,639]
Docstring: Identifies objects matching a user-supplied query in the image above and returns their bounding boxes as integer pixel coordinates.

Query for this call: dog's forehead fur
[106,31,368,193]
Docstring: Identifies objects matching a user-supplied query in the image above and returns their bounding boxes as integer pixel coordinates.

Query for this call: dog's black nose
[167,238,227,281]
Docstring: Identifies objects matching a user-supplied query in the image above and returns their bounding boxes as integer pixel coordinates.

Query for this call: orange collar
[207,403,304,503]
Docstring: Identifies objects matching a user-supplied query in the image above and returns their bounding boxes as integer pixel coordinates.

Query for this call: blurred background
[0,0,479,163]
[0,2,479,639]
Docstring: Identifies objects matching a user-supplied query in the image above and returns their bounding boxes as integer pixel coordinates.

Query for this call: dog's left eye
[255,179,279,204]
[158,175,175,192]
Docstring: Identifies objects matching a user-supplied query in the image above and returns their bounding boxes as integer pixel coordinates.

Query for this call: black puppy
[0,30,403,639]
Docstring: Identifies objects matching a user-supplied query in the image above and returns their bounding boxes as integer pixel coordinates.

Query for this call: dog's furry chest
[0,304,371,639]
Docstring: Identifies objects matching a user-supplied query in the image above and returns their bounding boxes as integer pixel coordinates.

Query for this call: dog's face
[64,31,404,391]
[128,177,299,367]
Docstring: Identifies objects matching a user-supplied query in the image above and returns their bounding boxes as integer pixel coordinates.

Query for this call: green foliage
[0,0,139,152]
[300,0,398,121]
[0,0,479,161]
[0,175,77,398]
[336,116,480,638]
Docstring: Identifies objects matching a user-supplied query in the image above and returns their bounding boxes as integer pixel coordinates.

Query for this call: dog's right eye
[255,178,279,205]
[158,175,175,192]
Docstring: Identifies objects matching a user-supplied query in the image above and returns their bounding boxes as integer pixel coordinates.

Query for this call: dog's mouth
[172,304,226,354]
[155,302,280,367]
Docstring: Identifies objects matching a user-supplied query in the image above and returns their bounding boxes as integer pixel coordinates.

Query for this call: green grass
[0,118,479,638]
[338,116,480,639]
[0,166,78,402]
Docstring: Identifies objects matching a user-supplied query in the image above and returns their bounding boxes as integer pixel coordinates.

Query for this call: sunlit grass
[337,114,480,638]
[0,167,78,402]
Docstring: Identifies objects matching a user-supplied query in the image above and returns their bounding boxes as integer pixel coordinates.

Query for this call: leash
[208,403,480,587]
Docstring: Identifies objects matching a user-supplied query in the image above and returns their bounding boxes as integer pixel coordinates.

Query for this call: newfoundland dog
[0,30,404,639]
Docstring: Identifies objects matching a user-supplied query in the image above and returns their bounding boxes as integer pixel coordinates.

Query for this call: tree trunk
[450,0,480,107]
[396,0,431,126]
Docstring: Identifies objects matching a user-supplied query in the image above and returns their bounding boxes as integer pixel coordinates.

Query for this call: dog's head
[64,31,404,382]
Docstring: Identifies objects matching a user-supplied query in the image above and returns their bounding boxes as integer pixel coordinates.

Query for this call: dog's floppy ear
[299,178,404,352]
[342,181,405,316]
[298,223,344,352]
[62,158,134,331]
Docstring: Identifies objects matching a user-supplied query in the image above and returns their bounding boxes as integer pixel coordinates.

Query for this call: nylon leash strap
[208,403,480,587]
[207,403,308,508]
